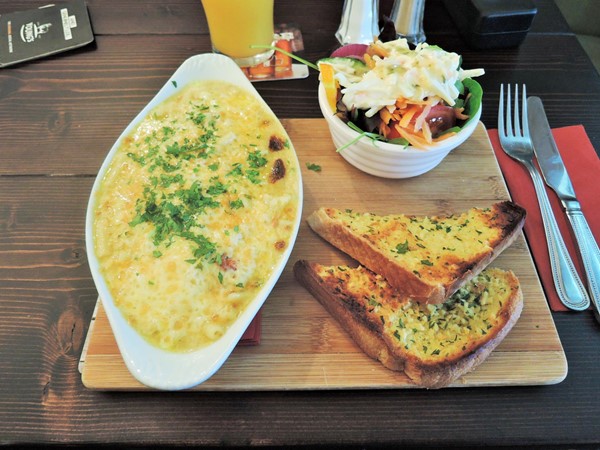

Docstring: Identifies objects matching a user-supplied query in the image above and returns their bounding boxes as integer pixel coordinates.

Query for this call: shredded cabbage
[340,39,485,118]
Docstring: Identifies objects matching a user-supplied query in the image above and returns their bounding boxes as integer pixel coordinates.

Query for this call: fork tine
[513,84,521,137]
[522,84,530,139]
[498,84,505,136]
[506,84,513,137]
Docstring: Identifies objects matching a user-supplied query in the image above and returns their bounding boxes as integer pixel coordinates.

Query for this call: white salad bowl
[318,83,482,179]
[85,54,303,390]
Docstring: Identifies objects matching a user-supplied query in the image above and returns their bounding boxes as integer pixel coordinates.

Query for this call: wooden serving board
[80,119,567,390]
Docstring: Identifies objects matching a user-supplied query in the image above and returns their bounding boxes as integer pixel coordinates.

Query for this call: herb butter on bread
[294,261,523,388]
[307,201,526,304]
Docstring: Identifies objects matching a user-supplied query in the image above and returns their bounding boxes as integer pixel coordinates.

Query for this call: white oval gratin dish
[85,53,303,391]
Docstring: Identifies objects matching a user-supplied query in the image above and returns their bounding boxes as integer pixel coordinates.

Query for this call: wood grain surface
[80,119,566,391]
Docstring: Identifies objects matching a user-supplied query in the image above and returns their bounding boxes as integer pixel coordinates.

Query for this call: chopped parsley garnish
[158,173,184,188]
[227,163,244,177]
[206,180,227,196]
[229,199,244,209]
[123,97,277,277]
[126,102,227,269]
[395,240,410,254]
[306,162,322,172]
[246,169,262,184]
[248,150,268,168]
[186,104,211,125]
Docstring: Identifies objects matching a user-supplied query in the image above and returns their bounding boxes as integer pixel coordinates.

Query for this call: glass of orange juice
[201,0,275,67]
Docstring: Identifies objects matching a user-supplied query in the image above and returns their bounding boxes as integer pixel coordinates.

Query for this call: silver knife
[528,96,600,320]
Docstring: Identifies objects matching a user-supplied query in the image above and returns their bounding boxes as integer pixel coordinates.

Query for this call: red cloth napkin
[238,312,262,346]
[488,125,600,311]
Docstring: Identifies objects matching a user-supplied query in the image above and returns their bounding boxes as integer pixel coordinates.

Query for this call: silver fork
[498,84,590,311]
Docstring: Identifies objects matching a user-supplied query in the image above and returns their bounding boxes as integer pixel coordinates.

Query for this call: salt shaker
[390,0,426,45]
[335,0,380,45]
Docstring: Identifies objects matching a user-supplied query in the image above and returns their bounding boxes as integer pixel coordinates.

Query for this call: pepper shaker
[335,0,380,45]
[390,0,426,45]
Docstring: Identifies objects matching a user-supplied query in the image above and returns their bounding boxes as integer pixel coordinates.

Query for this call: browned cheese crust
[293,260,523,389]
[307,201,526,304]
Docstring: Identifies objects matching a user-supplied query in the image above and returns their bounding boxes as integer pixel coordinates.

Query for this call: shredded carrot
[379,122,391,138]
[454,108,470,121]
[399,105,421,128]
[379,108,394,125]
[379,100,464,147]
[395,98,408,109]
[395,126,430,148]
[397,97,429,107]
[435,131,458,141]
[367,42,389,58]
[389,110,402,122]
[364,53,376,69]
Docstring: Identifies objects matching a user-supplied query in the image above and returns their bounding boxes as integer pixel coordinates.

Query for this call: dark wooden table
[1,0,599,448]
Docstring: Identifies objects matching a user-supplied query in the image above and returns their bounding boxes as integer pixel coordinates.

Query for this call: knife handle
[564,202,600,315]
[527,163,590,311]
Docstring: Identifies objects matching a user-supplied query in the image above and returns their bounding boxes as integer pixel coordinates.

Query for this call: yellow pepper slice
[318,62,338,112]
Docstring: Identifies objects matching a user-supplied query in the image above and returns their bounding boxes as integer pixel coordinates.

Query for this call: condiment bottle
[335,0,380,45]
[390,0,426,45]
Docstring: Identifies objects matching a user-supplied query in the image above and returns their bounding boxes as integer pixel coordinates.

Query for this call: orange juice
[201,0,274,65]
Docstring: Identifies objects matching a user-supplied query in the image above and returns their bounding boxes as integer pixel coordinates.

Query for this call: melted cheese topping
[93,80,300,352]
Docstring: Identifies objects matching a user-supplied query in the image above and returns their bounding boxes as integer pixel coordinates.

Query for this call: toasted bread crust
[307,201,526,304]
[307,208,440,301]
[294,260,523,388]
[293,260,406,372]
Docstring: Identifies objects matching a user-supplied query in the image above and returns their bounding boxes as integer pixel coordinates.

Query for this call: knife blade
[528,96,600,320]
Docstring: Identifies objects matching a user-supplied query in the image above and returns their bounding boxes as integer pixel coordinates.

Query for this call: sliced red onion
[330,44,369,61]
